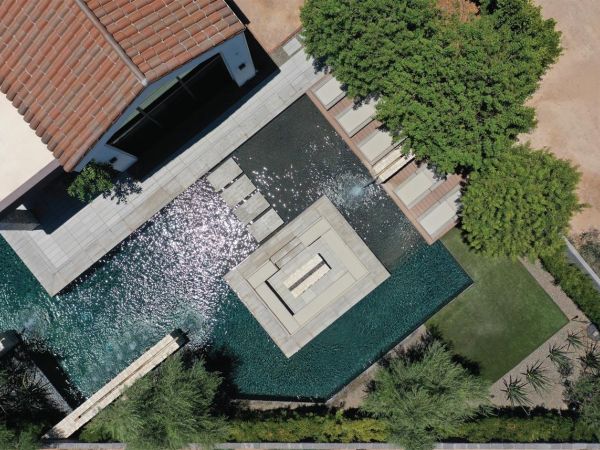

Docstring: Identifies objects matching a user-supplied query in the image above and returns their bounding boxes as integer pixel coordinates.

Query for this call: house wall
[75,32,256,172]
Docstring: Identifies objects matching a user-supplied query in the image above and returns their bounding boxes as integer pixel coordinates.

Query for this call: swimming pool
[0,96,471,400]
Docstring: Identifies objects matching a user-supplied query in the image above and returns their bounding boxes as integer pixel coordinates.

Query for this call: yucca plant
[522,361,551,395]
[548,343,571,370]
[578,344,600,373]
[566,330,585,350]
[502,376,531,408]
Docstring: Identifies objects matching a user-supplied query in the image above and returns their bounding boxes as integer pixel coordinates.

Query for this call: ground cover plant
[302,0,582,258]
[428,229,567,381]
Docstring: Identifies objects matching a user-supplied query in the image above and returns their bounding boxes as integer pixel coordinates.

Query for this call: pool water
[0,96,471,401]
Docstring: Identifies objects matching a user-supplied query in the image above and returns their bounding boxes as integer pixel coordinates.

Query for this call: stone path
[207,158,284,242]
[489,260,593,409]
[1,49,321,296]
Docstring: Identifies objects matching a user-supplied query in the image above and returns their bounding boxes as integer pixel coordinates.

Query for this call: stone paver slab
[234,192,270,224]
[221,175,256,207]
[248,208,284,242]
[207,158,242,191]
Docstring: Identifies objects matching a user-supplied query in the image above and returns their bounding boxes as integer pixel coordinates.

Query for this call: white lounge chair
[336,99,377,136]
[314,77,346,109]
[419,188,462,237]
[394,166,440,208]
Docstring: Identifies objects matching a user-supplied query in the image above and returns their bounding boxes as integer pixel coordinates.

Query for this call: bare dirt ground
[234,0,304,53]
[521,0,600,234]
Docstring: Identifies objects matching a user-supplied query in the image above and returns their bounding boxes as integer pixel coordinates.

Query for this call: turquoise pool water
[0,96,471,401]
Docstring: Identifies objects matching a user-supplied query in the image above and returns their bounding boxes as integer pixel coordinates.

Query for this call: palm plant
[566,330,585,350]
[501,376,531,408]
[579,344,600,374]
[522,361,551,395]
[548,343,571,371]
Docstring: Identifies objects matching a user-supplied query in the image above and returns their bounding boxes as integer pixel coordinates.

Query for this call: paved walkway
[1,50,321,296]
[489,260,592,409]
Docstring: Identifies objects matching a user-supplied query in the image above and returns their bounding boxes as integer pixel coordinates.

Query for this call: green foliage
[0,423,15,450]
[461,145,581,258]
[522,361,550,395]
[501,376,531,407]
[547,343,571,371]
[301,0,560,173]
[541,247,600,327]
[450,413,589,443]
[362,340,489,450]
[566,373,600,441]
[228,410,387,443]
[81,355,226,450]
[0,352,60,444]
[67,161,115,203]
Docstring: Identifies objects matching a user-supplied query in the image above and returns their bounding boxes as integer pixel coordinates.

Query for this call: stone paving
[1,49,322,296]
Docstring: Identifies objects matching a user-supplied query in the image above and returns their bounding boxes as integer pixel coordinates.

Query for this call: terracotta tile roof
[0,0,244,171]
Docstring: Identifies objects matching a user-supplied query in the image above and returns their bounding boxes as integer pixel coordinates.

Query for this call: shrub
[451,414,578,442]
[228,411,387,443]
[566,372,600,441]
[81,355,226,450]
[541,247,600,327]
[67,161,115,203]
[362,340,490,450]
[461,146,582,259]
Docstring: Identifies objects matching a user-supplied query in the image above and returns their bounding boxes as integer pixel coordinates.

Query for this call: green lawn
[428,229,568,382]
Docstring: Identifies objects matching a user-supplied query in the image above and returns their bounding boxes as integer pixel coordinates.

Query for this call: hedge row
[227,410,598,444]
[541,246,600,326]
[228,412,387,443]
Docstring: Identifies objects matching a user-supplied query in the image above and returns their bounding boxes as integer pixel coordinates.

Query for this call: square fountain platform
[225,196,390,357]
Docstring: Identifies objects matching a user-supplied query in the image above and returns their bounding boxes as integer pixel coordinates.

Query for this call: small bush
[541,247,600,327]
[228,411,387,443]
[67,161,115,203]
[452,414,575,442]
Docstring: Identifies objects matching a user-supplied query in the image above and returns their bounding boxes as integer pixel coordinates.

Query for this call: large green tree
[461,145,581,258]
[301,0,560,173]
[81,355,226,450]
[362,340,489,450]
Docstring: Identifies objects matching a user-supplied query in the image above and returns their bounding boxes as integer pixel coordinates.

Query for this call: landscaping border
[41,443,600,449]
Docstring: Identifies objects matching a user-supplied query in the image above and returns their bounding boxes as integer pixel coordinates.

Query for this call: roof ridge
[72,0,148,87]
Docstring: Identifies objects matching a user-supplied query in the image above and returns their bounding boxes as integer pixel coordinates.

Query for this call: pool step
[207,158,284,242]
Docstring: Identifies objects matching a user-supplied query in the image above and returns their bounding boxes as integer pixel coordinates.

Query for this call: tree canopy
[301,0,560,173]
[81,355,226,450]
[362,340,489,450]
[461,145,581,258]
